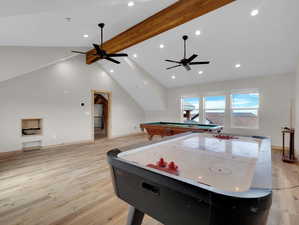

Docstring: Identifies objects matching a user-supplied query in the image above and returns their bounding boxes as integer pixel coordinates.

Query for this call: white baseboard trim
[42,140,94,149]
[0,140,94,159]
[0,133,145,159]
[0,142,294,161]
[109,132,144,139]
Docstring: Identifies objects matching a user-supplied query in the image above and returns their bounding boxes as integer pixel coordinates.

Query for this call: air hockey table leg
[126,206,144,225]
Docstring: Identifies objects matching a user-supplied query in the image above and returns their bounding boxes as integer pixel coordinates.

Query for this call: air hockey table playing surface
[118,133,271,193]
[108,132,272,225]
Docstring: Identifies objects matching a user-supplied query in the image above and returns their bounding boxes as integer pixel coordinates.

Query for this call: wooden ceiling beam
[86,0,235,64]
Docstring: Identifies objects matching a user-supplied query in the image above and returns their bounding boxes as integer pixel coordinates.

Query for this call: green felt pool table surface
[140,122,223,140]
[142,122,222,129]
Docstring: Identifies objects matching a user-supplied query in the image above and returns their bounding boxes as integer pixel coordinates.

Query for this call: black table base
[127,206,144,225]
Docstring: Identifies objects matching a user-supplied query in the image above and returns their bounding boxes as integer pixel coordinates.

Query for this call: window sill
[230,126,259,130]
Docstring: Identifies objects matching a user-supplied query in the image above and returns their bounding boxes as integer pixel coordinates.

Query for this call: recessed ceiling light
[83,34,89,38]
[133,53,138,58]
[128,1,135,7]
[65,17,72,22]
[235,64,241,68]
[171,75,176,79]
[159,44,165,49]
[195,30,201,36]
[110,69,114,73]
[198,71,203,75]
[251,9,259,16]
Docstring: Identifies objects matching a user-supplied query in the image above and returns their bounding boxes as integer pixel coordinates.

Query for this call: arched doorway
[92,91,111,140]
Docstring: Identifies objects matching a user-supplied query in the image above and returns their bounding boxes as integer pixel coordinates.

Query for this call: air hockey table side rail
[107,132,272,225]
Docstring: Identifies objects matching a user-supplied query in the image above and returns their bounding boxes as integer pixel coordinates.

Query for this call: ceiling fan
[165,35,210,71]
[72,23,128,64]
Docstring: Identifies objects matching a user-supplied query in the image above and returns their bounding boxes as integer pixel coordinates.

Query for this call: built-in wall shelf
[21,118,42,136]
[22,140,42,152]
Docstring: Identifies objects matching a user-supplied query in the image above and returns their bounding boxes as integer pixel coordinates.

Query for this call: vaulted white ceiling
[0,46,80,82]
[124,0,299,87]
[0,0,176,46]
[1,0,299,88]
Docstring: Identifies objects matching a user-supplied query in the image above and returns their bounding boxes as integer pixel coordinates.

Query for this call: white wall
[146,74,296,147]
[0,56,145,153]
[99,58,167,111]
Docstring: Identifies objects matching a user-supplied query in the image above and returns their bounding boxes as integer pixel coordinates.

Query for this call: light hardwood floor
[0,134,298,225]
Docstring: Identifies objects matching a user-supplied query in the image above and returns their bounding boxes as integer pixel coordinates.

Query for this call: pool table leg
[126,206,144,225]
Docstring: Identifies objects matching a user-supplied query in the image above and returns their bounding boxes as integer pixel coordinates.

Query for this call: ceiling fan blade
[93,44,105,56]
[72,51,98,56]
[166,65,182,70]
[187,54,198,62]
[189,61,210,65]
[184,64,191,71]
[72,51,87,54]
[107,53,128,57]
[105,57,121,64]
[165,60,181,64]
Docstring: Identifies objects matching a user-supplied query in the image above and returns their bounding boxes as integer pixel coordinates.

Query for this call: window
[231,92,260,129]
[204,96,226,126]
[182,97,200,123]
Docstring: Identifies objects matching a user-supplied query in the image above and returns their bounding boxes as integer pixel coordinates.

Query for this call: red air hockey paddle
[147,158,179,175]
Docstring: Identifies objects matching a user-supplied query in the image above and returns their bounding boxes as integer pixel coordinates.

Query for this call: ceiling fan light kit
[72,23,128,64]
[165,35,210,71]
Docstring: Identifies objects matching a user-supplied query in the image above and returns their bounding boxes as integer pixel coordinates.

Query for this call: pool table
[140,122,223,140]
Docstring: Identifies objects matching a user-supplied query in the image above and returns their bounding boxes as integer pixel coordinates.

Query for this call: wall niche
[21,118,42,136]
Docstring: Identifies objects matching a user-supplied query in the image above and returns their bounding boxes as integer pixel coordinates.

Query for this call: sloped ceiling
[0,0,177,46]
[0,0,299,88]
[0,46,80,82]
[124,0,299,87]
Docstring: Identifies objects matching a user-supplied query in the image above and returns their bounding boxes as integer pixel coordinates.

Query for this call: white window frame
[230,90,260,129]
[203,95,226,126]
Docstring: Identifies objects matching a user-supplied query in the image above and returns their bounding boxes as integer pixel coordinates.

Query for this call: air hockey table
[107,132,272,225]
